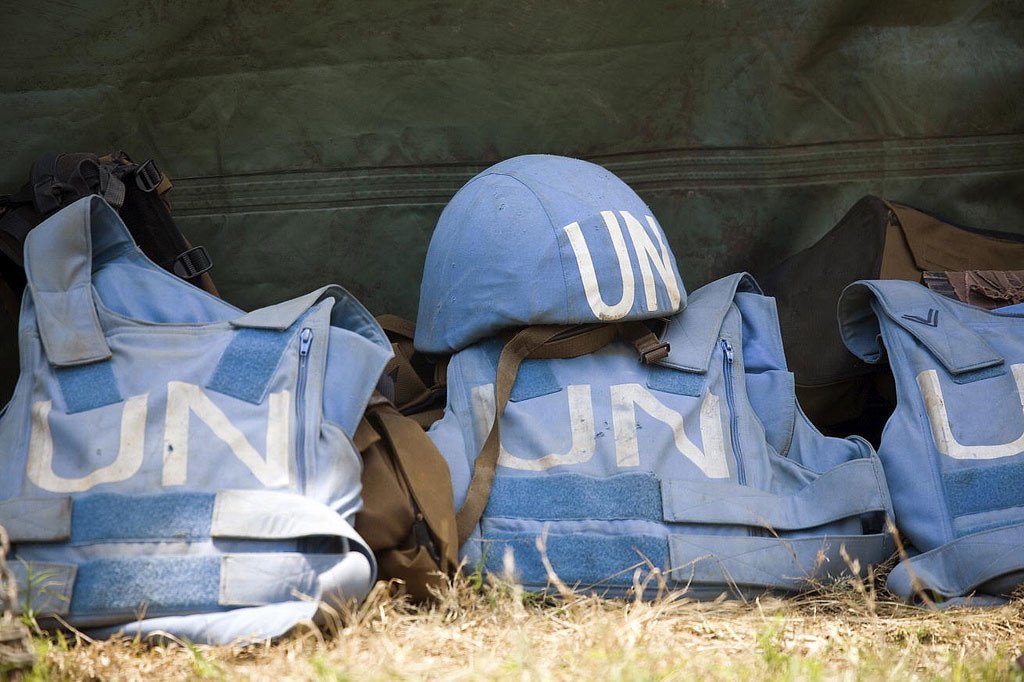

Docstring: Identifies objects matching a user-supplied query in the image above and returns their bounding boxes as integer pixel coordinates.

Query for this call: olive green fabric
[1,1,1023,401]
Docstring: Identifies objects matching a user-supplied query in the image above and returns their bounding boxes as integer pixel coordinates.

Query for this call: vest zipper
[296,327,313,489]
[720,339,746,486]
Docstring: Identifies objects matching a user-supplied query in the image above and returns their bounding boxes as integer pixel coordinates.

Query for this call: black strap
[619,320,671,363]
[0,183,35,209]
[172,246,213,279]
[29,153,101,215]
[134,158,163,193]
[29,152,64,214]
[0,208,37,266]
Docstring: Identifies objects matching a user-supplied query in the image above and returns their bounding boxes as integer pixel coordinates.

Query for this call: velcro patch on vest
[944,460,1024,533]
[646,364,703,397]
[482,529,669,588]
[71,492,215,543]
[209,324,298,404]
[54,361,121,414]
[481,340,563,402]
[485,473,663,521]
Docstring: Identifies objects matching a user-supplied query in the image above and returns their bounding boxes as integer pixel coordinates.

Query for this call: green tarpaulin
[2,1,1022,400]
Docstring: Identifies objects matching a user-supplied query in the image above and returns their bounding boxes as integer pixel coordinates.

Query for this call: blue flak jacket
[0,196,392,644]
[428,273,895,597]
[841,280,1024,605]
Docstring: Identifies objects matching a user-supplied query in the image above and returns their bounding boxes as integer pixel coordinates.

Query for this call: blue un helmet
[415,155,686,353]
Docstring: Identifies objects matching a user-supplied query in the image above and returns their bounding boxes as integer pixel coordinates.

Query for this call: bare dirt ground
[17,570,1024,682]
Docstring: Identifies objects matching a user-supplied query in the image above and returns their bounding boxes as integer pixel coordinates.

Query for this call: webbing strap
[28,152,65,214]
[480,530,890,592]
[668,532,891,590]
[456,322,665,546]
[5,490,370,560]
[12,553,344,618]
[370,402,459,572]
[376,314,417,339]
[376,314,439,414]
[886,522,1024,603]
[662,457,892,530]
[618,322,670,363]
[483,460,890,532]
[0,498,71,542]
[456,325,572,546]
[172,245,213,279]
[0,207,36,265]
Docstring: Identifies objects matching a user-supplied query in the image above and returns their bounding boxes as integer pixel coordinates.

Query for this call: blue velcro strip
[951,365,1006,385]
[208,323,297,404]
[71,493,215,543]
[945,460,1024,522]
[483,531,668,587]
[486,473,663,521]
[510,361,563,402]
[647,364,703,397]
[481,340,562,402]
[70,556,221,616]
[55,361,121,414]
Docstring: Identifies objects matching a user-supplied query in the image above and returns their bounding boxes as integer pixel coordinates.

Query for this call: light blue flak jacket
[429,273,894,598]
[0,197,392,643]
[841,280,1024,605]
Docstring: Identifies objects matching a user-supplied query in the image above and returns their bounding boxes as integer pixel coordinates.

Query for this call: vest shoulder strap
[23,196,124,366]
[658,272,761,374]
[234,284,389,349]
[839,280,1004,375]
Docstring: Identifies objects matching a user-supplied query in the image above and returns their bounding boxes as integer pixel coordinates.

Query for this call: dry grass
[16,569,1024,682]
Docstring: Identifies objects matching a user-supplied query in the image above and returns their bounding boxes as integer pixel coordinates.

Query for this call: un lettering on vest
[471,382,729,478]
[26,381,292,493]
[918,363,1024,460]
[563,210,682,320]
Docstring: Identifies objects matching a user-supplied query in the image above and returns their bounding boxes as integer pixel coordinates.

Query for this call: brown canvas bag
[761,196,1024,440]
[354,395,459,601]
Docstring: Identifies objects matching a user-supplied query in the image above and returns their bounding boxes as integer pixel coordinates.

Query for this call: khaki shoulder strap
[372,403,459,571]
[455,321,668,546]
[376,313,417,340]
[375,314,448,418]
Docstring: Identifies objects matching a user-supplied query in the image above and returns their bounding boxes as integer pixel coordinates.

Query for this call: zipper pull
[299,327,313,357]
[720,338,734,363]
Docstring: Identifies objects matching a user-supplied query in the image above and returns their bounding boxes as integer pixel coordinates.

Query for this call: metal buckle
[639,341,671,364]
[171,246,213,279]
[134,159,163,193]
